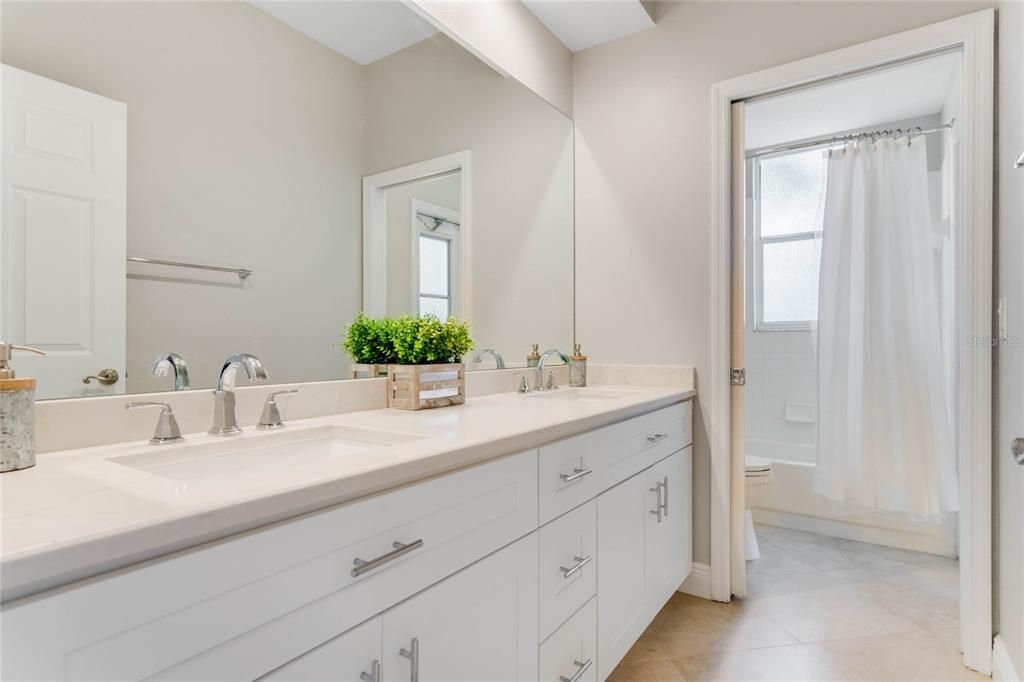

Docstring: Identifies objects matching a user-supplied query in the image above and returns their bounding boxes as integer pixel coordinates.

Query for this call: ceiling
[522,0,655,52]
[252,1,438,65]
[745,52,961,151]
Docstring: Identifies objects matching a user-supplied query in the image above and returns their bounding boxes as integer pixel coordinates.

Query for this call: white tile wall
[744,329,818,462]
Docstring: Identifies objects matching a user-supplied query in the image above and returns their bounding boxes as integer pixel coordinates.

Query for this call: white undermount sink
[108,425,423,483]
[526,387,637,401]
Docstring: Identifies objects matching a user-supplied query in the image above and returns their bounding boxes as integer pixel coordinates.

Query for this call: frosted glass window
[762,239,821,323]
[419,296,449,321]
[419,236,449,296]
[754,146,828,329]
[759,149,826,237]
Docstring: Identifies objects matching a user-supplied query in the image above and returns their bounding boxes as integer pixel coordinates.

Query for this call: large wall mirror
[1,1,574,400]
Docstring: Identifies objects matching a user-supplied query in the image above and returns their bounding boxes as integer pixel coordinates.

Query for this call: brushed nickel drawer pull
[560,657,594,682]
[559,554,593,579]
[646,433,668,443]
[360,659,381,682]
[560,467,593,484]
[650,481,664,523]
[351,539,424,577]
[399,637,419,682]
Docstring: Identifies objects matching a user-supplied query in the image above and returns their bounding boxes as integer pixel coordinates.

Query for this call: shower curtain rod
[746,119,955,159]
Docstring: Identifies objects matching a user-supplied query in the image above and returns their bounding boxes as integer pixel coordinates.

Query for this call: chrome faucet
[152,352,190,391]
[535,348,569,391]
[472,348,506,369]
[209,353,268,436]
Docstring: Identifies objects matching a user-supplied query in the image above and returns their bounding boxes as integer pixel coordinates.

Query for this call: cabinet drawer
[538,401,691,524]
[602,401,691,490]
[540,598,597,682]
[260,616,381,682]
[1,450,538,681]
[538,500,597,641]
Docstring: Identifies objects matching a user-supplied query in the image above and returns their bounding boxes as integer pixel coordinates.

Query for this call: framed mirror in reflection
[0,1,574,400]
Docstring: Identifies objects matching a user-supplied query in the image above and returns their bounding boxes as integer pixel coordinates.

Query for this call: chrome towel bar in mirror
[127,257,252,280]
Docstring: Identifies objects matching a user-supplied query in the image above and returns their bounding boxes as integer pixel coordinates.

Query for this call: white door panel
[2,64,126,398]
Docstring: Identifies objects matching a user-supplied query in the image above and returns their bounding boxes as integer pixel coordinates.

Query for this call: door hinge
[730,368,746,386]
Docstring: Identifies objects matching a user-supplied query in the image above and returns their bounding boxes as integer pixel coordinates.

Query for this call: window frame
[416,230,453,320]
[751,145,827,332]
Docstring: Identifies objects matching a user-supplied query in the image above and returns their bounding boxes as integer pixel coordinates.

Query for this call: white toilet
[744,455,773,560]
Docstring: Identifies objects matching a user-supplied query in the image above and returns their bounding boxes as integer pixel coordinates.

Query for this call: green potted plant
[341,313,395,378]
[342,314,474,409]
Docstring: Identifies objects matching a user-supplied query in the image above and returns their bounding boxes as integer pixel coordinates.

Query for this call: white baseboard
[752,508,955,557]
[678,562,711,599]
[994,636,1021,682]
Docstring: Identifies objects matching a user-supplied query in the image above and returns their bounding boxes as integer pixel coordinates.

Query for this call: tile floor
[608,524,981,681]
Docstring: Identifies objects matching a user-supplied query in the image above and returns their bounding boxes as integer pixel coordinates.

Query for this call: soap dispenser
[527,344,540,368]
[569,343,587,387]
[0,342,46,472]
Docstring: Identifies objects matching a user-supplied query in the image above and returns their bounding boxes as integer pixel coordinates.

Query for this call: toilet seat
[745,455,773,479]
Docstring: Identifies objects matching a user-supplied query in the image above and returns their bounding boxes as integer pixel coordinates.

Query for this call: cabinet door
[645,448,692,603]
[261,617,381,682]
[596,470,653,680]
[381,535,538,682]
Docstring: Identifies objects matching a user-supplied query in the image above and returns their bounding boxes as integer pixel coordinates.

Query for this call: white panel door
[381,534,538,682]
[261,616,382,682]
[596,469,650,680]
[1,64,126,398]
[645,448,692,600]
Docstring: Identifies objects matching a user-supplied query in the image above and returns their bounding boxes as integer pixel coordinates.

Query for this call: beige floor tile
[806,629,986,681]
[671,644,850,681]
[617,526,962,680]
[607,657,686,682]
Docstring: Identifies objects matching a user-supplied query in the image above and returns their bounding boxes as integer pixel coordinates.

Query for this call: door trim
[708,9,994,673]
[362,151,471,319]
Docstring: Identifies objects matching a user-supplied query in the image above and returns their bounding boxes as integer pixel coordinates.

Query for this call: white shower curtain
[814,135,959,515]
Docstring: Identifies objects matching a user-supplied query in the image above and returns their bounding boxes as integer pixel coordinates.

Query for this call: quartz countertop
[0,386,694,602]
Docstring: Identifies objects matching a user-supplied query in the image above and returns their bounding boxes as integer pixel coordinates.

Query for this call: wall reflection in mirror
[0,0,574,399]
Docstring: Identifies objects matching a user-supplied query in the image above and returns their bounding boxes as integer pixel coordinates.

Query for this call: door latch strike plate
[730,368,746,386]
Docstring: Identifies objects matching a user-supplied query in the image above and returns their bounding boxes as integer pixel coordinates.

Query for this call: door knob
[83,368,119,385]
[1012,438,1024,465]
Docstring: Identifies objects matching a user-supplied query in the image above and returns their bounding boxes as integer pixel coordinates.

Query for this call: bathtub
[747,441,958,557]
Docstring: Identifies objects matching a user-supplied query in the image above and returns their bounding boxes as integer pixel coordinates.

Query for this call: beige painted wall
[2,1,366,393]
[572,0,996,565]
[996,0,1023,673]
[365,34,574,364]
[409,0,573,117]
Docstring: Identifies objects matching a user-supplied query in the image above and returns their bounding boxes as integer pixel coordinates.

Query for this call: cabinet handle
[559,657,594,682]
[351,539,424,577]
[360,659,381,682]
[399,637,419,682]
[560,467,593,484]
[650,482,663,523]
[646,433,668,443]
[661,476,669,517]
[559,554,593,579]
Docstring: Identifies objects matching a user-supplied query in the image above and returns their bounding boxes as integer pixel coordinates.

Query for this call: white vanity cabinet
[261,616,383,682]
[596,447,693,680]
[1,397,693,682]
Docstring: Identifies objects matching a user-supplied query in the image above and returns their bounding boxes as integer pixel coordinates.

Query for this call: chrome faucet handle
[257,389,298,430]
[546,371,558,390]
[126,402,184,445]
[517,375,531,394]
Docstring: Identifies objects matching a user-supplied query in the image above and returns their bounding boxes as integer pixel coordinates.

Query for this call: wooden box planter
[387,363,465,410]
[350,363,389,379]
